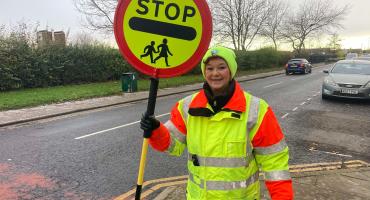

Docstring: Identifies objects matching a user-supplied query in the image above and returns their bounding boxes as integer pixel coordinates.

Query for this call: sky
[0,0,370,50]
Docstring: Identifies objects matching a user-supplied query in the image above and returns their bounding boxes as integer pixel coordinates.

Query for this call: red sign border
[114,0,212,78]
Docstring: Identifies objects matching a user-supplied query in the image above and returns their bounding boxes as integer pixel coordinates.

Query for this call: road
[0,64,369,199]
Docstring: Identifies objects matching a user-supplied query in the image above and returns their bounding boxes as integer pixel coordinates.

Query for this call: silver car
[322,60,370,100]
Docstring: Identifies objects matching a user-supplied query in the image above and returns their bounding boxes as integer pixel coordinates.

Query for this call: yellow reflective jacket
[150,82,293,200]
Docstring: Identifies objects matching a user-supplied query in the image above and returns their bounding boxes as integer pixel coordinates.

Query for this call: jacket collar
[189,81,246,113]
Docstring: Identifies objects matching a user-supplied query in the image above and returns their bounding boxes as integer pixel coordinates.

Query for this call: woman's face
[205,57,231,95]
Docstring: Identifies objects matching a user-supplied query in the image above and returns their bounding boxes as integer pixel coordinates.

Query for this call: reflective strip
[188,153,248,168]
[181,95,193,123]
[165,136,176,153]
[264,170,291,181]
[246,136,254,162]
[164,121,186,144]
[254,138,287,155]
[189,171,259,191]
[247,96,260,133]
[246,107,253,161]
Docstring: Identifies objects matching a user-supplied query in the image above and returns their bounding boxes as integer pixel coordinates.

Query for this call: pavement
[2,63,370,200]
[150,162,370,200]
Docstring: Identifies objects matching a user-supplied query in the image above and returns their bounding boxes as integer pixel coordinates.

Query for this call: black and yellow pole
[135,77,159,200]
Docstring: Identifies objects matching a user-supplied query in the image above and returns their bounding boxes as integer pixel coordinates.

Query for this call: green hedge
[0,36,132,91]
[235,47,292,70]
[0,33,291,91]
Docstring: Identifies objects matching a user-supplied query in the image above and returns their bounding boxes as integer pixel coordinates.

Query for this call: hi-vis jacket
[150,82,293,200]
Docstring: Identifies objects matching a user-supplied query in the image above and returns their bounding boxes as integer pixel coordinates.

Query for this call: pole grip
[143,78,159,138]
[135,78,159,200]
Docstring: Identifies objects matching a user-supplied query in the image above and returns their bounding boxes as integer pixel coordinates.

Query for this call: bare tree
[210,0,273,51]
[0,24,5,37]
[72,32,99,46]
[327,33,342,51]
[73,0,117,33]
[260,0,289,50]
[282,0,349,55]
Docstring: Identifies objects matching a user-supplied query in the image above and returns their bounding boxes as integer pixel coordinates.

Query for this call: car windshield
[345,53,358,59]
[331,63,370,75]
[355,57,370,61]
[289,59,304,63]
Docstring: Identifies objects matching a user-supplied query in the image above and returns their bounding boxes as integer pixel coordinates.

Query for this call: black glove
[140,113,160,137]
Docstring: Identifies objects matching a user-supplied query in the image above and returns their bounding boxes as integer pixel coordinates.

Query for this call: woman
[140,46,293,200]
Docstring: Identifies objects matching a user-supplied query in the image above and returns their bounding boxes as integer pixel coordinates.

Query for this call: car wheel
[309,68,312,73]
[322,94,328,100]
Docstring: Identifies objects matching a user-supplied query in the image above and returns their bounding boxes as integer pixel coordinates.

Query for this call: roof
[336,59,370,64]
[290,58,307,60]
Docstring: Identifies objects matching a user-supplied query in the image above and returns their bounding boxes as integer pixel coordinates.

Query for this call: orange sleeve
[169,102,187,134]
[252,107,284,147]
[149,123,170,152]
[149,102,187,152]
[265,180,294,200]
[253,107,293,199]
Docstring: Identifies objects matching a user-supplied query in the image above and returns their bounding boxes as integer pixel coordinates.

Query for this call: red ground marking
[0,164,107,199]
[0,163,10,173]
[13,173,55,189]
[0,184,17,200]
[0,168,56,199]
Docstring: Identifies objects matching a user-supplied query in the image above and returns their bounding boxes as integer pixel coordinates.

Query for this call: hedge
[0,36,131,90]
[0,33,292,91]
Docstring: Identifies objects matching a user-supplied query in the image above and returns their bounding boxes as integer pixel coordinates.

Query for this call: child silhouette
[140,41,158,63]
[153,38,173,67]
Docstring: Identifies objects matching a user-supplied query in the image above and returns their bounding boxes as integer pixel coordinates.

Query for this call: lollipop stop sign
[114,0,212,78]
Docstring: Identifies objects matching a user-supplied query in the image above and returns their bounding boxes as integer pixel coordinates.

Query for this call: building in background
[36,30,53,47]
[53,31,66,46]
[37,30,66,47]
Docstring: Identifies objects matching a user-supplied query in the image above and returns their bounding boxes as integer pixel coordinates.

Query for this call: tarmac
[149,162,370,200]
[1,64,370,200]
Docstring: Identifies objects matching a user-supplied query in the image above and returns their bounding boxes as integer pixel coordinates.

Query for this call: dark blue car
[285,58,312,75]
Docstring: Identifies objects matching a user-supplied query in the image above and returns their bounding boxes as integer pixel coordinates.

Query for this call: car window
[331,63,370,75]
[355,57,370,61]
[345,53,358,59]
[289,59,304,63]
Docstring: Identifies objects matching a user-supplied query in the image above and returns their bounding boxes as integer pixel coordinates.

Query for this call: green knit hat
[201,46,238,78]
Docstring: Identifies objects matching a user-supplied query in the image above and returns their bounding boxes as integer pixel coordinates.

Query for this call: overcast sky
[1,0,369,49]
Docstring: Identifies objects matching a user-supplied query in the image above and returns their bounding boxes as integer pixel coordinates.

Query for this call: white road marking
[307,98,312,101]
[263,82,282,88]
[292,107,298,111]
[313,94,318,97]
[75,113,170,140]
[291,78,296,81]
[300,102,306,105]
[311,149,352,158]
[281,113,289,119]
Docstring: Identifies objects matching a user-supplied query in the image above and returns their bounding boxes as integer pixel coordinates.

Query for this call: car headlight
[324,78,338,87]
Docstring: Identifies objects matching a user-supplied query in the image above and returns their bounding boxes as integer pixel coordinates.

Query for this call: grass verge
[0,67,282,111]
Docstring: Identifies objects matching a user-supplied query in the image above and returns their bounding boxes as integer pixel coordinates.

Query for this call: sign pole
[114,0,212,198]
[135,77,159,200]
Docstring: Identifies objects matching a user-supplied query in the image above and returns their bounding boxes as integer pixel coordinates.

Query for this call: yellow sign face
[123,0,202,69]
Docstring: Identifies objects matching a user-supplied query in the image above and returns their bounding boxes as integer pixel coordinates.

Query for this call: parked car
[322,60,370,100]
[354,56,370,61]
[285,58,312,75]
[345,53,358,60]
